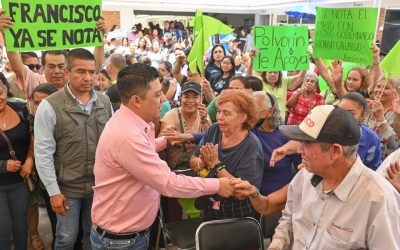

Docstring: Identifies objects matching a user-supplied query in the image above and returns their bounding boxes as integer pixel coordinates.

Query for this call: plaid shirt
[287,91,325,125]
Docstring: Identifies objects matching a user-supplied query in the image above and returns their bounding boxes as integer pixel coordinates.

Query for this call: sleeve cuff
[46,182,61,196]
[155,136,167,152]
[204,178,220,195]
[268,237,286,250]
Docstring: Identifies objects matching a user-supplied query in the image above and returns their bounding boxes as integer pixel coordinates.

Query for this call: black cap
[181,81,201,95]
[279,105,360,146]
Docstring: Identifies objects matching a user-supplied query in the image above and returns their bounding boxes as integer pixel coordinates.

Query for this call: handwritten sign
[313,7,378,65]
[253,26,309,72]
[1,0,103,52]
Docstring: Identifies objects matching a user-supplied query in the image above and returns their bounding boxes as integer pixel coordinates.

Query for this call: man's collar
[310,156,362,201]
[119,104,154,134]
[66,83,97,104]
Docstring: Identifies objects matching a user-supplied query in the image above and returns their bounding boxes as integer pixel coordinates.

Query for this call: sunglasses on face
[26,64,41,70]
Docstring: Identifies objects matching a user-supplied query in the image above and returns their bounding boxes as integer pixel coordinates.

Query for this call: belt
[94,225,147,240]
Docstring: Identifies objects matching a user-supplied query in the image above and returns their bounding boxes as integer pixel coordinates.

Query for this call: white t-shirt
[377,148,400,178]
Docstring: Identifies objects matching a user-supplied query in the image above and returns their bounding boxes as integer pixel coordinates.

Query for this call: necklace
[0,108,6,129]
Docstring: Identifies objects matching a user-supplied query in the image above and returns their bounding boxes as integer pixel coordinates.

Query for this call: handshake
[217,177,259,200]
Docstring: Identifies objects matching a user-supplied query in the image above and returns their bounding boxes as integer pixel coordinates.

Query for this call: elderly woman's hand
[200,143,220,168]
[387,160,400,192]
[198,104,208,123]
[393,95,400,116]
[368,99,385,122]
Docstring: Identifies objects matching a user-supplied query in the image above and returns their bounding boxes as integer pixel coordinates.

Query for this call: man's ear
[129,95,142,109]
[266,107,275,118]
[360,111,366,122]
[331,144,344,160]
[64,68,70,80]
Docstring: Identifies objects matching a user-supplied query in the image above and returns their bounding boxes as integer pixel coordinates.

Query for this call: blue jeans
[55,195,93,250]
[90,227,150,250]
[0,182,29,250]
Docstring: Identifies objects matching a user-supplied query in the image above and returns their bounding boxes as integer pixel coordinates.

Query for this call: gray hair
[304,71,319,85]
[252,91,283,129]
[319,142,359,157]
[108,53,126,71]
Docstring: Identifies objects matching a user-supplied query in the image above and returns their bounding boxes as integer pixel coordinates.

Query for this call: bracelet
[376,119,387,127]
[249,189,260,199]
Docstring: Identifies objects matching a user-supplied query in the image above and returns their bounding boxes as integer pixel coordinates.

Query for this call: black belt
[95,226,147,240]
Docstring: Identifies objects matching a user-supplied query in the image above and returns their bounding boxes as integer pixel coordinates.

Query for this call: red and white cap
[280,105,360,146]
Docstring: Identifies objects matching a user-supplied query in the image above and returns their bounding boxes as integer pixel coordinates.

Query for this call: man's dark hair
[246,76,263,91]
[342,92,368,112]
[229,76,250,89]
[65,49,95,70]
[160,61,172,73]
[32,83,58,97]
[117,63,159,103]
[0,72,13,97]
[21,52,39,63]
[41,50,67,66]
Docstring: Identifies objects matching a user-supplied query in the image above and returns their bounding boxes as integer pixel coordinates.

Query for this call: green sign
[313,7,378,65]
[1,0,103,52]
[253,26,309,72]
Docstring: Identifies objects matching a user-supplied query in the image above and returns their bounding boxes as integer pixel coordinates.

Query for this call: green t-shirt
[207,97,219,123]
[161,101,171,118]
[263,77,293,120]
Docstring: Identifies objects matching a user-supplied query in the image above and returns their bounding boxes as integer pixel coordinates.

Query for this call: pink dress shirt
[91,104,219,233]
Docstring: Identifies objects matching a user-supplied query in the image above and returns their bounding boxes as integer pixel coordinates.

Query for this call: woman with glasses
[210,56,236,95]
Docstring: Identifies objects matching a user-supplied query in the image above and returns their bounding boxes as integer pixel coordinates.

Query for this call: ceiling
[103,0,398,13]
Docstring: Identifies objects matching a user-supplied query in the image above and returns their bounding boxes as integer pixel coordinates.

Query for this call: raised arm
[288,70,307,90]
[172,55,186,84]
[93,18,107,74]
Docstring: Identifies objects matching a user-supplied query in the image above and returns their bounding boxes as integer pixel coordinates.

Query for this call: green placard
[313,7,378,65]
[253,26,309,72]
[1,0,103,52]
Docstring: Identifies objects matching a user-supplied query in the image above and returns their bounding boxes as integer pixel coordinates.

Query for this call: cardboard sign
[2,0,103,51]
[313,7,378,65]
[253,26,309,72]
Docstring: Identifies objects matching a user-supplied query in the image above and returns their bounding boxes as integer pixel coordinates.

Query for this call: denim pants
[55,195,93,250]
[90,227,150,250]
[0,182,29,250]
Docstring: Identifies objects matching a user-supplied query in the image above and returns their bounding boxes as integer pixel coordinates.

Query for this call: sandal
[30,234,45,250]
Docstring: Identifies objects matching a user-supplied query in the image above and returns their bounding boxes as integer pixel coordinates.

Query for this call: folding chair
[158,199,201,250]
[195,217,264,250]
[260,214,281,239]
[157,168,202,250]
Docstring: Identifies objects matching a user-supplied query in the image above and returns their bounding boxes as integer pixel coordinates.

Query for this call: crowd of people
[0,8,399,250]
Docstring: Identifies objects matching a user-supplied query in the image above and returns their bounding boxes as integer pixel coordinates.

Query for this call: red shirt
[287,91,325,125]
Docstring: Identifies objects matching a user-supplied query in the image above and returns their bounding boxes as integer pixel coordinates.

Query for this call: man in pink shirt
[91,63,234,250]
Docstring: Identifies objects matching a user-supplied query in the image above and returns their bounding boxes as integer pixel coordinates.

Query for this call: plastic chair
[195,217,264,250]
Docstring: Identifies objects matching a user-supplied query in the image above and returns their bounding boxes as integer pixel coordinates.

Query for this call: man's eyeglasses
[26,64,41,70]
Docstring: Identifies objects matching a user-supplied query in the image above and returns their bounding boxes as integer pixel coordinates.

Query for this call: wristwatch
[376,119,387,127]
[214,162,225,177]
[249,189,260,199]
